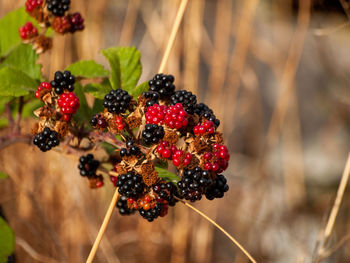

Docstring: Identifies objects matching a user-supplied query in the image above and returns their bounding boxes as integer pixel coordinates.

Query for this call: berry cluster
[156,141,177,159]
[78,154,103,188]
[47,0,70,17]
[195,103,220,127]
[116,196,136,215]
[145,103,188,129]
[103,89,132,114]
[145,104,166,125]
[148,74,175,99]
[25,0,43,12]
[120,141,141,157]
[51,71,75,95]
[57,92,80,121]
[19,22,38,40]
[142,91,159,107]
[33,127,60,152]
[116,172,145,198]
[205,174,229,200]
[68,12,85,32]
[142,124,164,145]
[202,144,229,173]
[35,82,52,99]
[170,90,197,114]
[193,120,215,135]
[153,182,179,206]
[90,114,108,129]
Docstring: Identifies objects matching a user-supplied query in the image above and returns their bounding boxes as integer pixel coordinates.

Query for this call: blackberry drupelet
[78,154,100,178]
[170,90,197,114]
[139,203,163,222]
[148,73,175,100]
[116,172,145,198]
[103,88,132,114]
[142,91,160,107]
[50,70,75,95]
[142,124,165,144]
[153,182,180,206]
[205,174,229,200]
[120,140,141,157]
[47,0,70,17]
[194,103,220,127]
[116,195,136,215]
[177,167,212,202]
[33,127,60,152]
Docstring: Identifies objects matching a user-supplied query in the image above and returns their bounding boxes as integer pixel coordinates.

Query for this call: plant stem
[14,96,24,134]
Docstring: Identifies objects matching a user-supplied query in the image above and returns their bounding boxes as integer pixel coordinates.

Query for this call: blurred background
[1,0,350,262]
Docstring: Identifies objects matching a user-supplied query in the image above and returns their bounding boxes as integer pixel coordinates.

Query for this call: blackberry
[120,140,141,157]
[148,73,175,100]
[142,91,160,107]
[69,12,84,33]
[103,88,132,114]
[78,154,100,178]
[177,167,212,202]
[50,70,75,95]
[116,172,145,198]
[170,90,197,114]
[142,124,165,145]
[205,174,229,200]
[90,114,107,129]
[116,195,136,215]
[153,182,180,206]
[47,0,70,17]
[33,127,60,152]
[194,103,220,127]
[139,203,163,222]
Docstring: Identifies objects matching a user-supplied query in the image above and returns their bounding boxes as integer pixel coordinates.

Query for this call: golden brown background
[1,0,350,262]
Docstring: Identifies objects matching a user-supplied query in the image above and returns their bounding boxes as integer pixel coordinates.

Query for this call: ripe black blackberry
[120,140,141,157]
[78,154,100,178]
[33,127,60,152]
[177,167,212,202]
[142,91,159,107]
[139,203,163,222]
[116,195,136,215]
[47,0,70,17]
[116,172,145,198]
[50,70,75,95]
[90,114,107,129]
[194,103,220,127]
[170,90,197,114]
[103,88,132,114]
[205,174,229,200]
[142,124,165,145]
[148,73,175,100]
[153,181,180,206]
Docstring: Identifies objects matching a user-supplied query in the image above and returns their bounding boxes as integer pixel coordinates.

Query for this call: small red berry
[162,149,171,159]
[172,158,181,166]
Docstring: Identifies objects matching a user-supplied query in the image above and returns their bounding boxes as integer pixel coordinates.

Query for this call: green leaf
[0,172,8,179]
[155,167,180,183]
[73,83,92,123]
[2,44,42,80]
[128,81,148,97]
[0,7,36,57]
[65,60,109,79]
[0,67,37,97]
[115,47,142,92]
[0,217,15,262]
[101,47,121,90]
[0,118,8,129]
[84,78,112,100]
[0,97,12,114]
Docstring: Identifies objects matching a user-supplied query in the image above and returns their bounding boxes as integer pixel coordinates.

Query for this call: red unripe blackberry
[117,195,136,215]
[103,88,132,114]
[19,22,38,40]
[115,116,124,131]
[170,90,197,114]
[57,92,80,121]
[47,0,70,17]
[69,12,85,33]
[145,104,166,125]
[148,73,175,100]
[25,0,43,12]
[51,70,75,94]
[35,82,52,99]
[33,127,60,152]
[193,121,215,136]
[52,16,71,34]
[142,124,165,145]
[164,103,188,129]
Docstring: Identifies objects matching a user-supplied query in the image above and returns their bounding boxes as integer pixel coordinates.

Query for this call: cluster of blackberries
[69,12,84,32]
[78,154,100,178]
[116,195,136,215]
[171,90,197,114]
[50,70,75,95]
[177,168,212,202]
[116,172,145,198]
[103,88,132,114]
[153,182,179,206]
[148,74,175,100]
[139,203,163,222]
[195,103,220,127]
[142,91,159,107]
[47,0,70,17]
[120,141,141,157]
[142,124,165,145]
[33,127,60,152]
[205,174,229,200]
